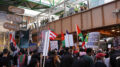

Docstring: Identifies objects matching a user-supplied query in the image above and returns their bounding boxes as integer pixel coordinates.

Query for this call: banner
[65,34,74,47]
[87,32,100,48]
[50,41,58,50]
[43,31,50,56]
[29,43,37,51]
[20,30,29,48]
[65,34,69,47]
[38,30,47,53]
[69,34,74,46]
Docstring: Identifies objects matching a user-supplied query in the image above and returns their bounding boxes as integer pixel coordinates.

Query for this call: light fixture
[117,30,120,33]
[112,29,115,32]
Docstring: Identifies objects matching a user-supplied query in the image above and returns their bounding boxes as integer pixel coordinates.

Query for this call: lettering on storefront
[8,6,24,14]
[3,22,19,31]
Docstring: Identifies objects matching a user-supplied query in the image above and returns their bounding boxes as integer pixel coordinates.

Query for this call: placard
[50,41,58,50]
[3,22,19,31]
[65,34,70,47]
[69,34,74,46]
[8,6,24,14]
[29,45,37,51]
[43,31,50,56]
[65,34,74,47]
[7,14,23,23]
[108,44,111,48]
[87,32,100,48]
[88,32,100,42]
[38,30,47,53]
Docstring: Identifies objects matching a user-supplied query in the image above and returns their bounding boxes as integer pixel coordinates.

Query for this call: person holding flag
[75,24,90,49]
[76,24,86,49]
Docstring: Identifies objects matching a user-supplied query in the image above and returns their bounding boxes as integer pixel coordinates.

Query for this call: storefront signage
[7,14,23,23]
[3,22,19,31]
[8,6,24,14]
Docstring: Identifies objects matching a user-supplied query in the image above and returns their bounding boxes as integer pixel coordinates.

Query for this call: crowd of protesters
[0,46,120,67]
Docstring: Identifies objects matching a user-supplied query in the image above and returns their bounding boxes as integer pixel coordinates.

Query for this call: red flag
[49,30,57,40]
[61,32,64,41]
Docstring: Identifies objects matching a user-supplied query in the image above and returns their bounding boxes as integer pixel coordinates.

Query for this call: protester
[0,48,12,67]
[72,48,90,67]
[82,48,95,67]
[95,53,107,67]
[110,48,120,67]
[17,48,28,67]
[104,53,110,67]
[27,50,40,67]
[1,46,120,67]
[61,48,74,67]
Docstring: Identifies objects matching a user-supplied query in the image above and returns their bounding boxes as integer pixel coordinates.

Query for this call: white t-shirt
[104,58,110,67]
[27,55,32,65]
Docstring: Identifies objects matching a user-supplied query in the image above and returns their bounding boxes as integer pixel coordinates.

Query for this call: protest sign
[65,34,74,47]
[50,41,58,50]
[87,32,100,48]
[38,30,47,53]
[43,31,50,56]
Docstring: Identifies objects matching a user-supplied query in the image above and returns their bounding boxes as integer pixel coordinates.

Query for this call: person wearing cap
[95,53,107,67]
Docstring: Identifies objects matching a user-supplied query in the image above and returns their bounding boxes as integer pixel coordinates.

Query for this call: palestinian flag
[61,32,65,48]
[82,33,89,49]
[9,32,20,52]
[76,24,84,41]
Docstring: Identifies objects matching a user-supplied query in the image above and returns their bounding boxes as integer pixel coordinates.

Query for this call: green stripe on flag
[62,40,65,48]
[78,33,84,42]
[20,55,24,63]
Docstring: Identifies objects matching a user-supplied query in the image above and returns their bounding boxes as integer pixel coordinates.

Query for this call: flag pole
[75,24,79,49]
[43,56,46,67]
[43,30,50,67]
[40,53,43,67]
